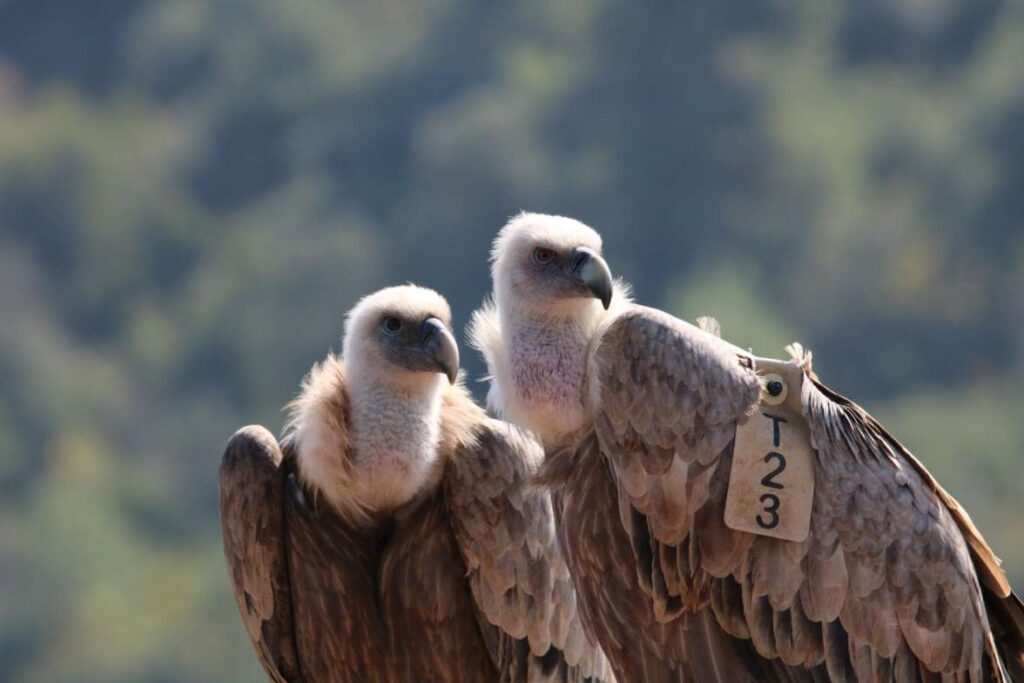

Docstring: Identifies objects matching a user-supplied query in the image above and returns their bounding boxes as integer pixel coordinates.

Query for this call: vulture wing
[220,426,390,683]
[219,426,303,682]
[589,304,1023,681]
[444,419,613,682]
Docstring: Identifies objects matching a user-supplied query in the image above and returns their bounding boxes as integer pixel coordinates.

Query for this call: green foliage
[666,261,803,355]
[0,1,1020,680]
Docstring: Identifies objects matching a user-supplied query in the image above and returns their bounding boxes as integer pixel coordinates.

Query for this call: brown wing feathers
[282,456,391,683]
[588,305,1021,680]
[802,361,1016,607]
[800,368,1024,681]
[219,426,303,683]
[221,425,393,683]
[444,419,613,681]
[378,490,498,683]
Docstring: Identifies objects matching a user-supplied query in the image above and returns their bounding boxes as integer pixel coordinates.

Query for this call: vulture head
[491,212,614,316]
[288,284,460,524]
[343,284,459,387]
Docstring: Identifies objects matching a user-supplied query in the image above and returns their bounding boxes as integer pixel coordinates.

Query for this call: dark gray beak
[420,317,459,384]
[571,247,613,310]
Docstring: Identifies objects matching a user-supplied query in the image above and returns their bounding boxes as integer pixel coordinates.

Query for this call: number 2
[757,493,780,529]
[761,451,786,489]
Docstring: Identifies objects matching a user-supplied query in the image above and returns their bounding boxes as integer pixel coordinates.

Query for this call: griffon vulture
[470,213,1024,682]
[220,285,610,683]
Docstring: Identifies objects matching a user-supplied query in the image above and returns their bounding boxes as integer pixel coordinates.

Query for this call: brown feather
[444,418,613,681]
[800,368,1020,680]
[219,426,303,683]
[219,426,393,682]
[283,464,390,683]
[380,491,499,682]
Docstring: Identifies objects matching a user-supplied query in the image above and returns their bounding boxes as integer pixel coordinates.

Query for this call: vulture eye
[532,247,556,265]
[762,374,788,405]
[381,316,403,334]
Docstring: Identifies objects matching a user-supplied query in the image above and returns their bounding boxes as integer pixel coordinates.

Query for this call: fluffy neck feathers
[472,282,631,444]
[285,356,463,525]
[503,302,601,440]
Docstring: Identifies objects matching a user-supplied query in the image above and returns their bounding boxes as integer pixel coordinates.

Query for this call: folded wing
[590,305,1023,680]
[219,426,303,683]
[445,419,613,682]
[220,426,390,683]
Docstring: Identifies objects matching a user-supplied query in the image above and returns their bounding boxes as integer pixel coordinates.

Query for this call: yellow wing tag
[724,360,815,543]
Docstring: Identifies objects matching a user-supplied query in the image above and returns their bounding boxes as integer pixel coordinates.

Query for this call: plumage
[220,426,389,683]
[219,426,304,683]
[589,308,1023,680]
[474,213,1024,682]
[220,285,610,682]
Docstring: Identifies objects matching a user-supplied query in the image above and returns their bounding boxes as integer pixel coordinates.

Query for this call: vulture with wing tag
[470,213,1024,682]
[220,284,611,682]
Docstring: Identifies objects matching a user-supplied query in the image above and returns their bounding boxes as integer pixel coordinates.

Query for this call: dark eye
[533,247,556,265]
[381,316,403,334]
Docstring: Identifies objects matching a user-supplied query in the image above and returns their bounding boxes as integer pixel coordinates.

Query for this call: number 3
[757,493,780,529]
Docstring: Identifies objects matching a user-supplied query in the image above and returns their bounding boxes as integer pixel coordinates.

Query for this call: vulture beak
[420,317,460,384]
[571,247,613,310]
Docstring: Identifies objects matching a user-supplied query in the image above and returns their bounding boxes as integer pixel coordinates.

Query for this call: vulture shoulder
[588,304,1023,681]
[443,386,613,681]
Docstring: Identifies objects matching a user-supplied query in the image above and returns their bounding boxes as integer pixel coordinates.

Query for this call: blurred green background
[0,1,1021,681]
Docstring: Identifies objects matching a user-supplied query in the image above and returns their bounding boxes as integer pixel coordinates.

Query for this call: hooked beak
[571,247,613,310]
[420,317,460,384]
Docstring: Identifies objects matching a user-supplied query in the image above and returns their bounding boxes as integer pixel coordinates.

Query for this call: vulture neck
[497,298,605,444]
[344,362,446,514]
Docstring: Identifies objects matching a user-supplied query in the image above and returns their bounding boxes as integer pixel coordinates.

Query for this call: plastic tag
[724,362,815,543]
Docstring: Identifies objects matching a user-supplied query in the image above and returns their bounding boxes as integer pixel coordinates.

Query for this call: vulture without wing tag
[725,358,815,543]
